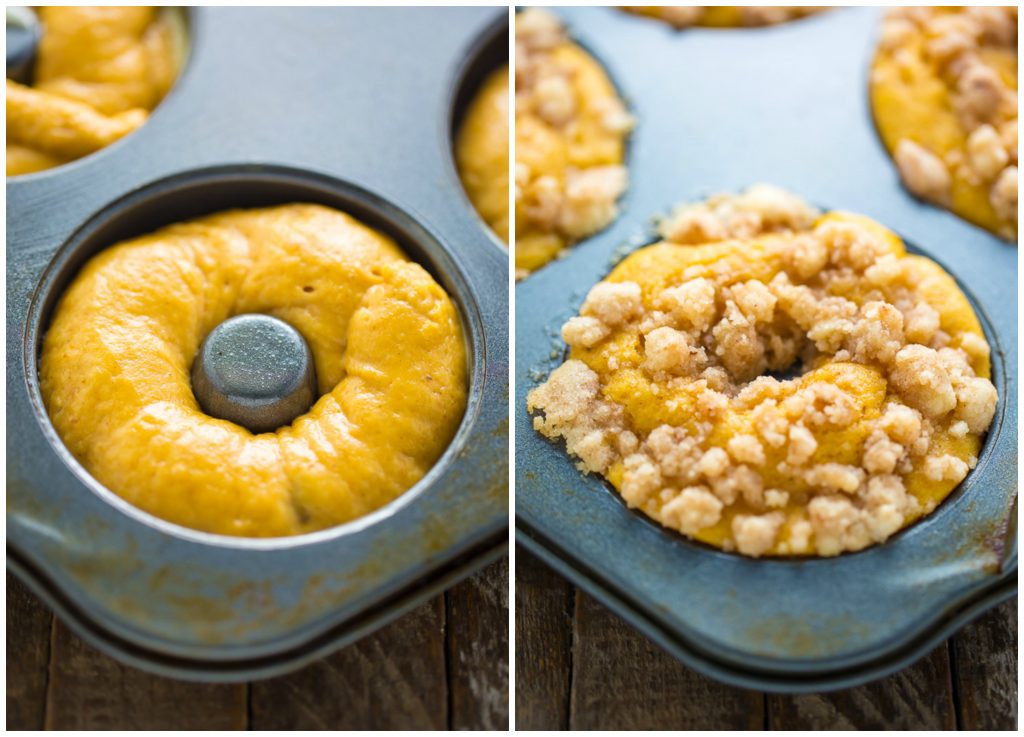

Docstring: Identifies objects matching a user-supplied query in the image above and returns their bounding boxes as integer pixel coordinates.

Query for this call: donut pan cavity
[515,7,1017,693]
[8,7,508,680]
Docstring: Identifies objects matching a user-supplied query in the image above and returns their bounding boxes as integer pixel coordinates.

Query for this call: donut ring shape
[528,187,998,558]
[40,204,468,537]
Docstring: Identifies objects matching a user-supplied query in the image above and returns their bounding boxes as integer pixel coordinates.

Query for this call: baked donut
[528,186,998,557]
[870,7,1017,240]
[455,64,510,244]
[7,6,185,177]
[40,204,467,537]
[515,8,633,279]
[620,6,823,29]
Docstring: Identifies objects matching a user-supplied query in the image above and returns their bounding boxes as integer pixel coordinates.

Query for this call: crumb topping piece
[528,186,997,557]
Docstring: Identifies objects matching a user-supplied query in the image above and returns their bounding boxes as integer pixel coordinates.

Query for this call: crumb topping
[528,186,997,557]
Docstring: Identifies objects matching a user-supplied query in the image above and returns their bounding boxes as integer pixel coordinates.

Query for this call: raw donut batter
[40,204,468,537]
[456,64,510,244]
[7,6,185,176]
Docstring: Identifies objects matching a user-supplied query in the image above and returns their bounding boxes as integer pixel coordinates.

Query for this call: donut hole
[27,165,484,542]
[764,361,807,383]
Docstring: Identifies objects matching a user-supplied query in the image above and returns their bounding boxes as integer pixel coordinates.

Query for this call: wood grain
[514,547,574,730]
[250,596,448,730]
[768,644,955,730]
[952,599,1018,731]
[515,555,1016,730]
[570,589,765,730]
[6,573,53,730]
[44,619,246,730]
[447,557,510,730]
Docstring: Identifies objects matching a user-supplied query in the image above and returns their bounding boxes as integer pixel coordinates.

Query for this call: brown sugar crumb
[923,454,970,483]
[895,139,953,205]
[727,434,766,466]
[663,487,723,535]
[644,326,699,375]
[527,186,998,557]
[889,345,957,418]
[528,359,625,475]
[786,423,817,465]
[581,281,644,326]
[990,166,1018,224]
[562,315,611,349]
[732,512,786,557]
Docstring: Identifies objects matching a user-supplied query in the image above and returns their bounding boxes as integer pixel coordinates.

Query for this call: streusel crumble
[528,186,997,557]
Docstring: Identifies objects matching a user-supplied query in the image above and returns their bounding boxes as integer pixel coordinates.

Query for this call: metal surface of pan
[515,6,1017,693]
[7,7,508,681]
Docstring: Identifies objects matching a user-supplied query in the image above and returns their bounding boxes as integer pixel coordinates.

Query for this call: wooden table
[6,557,508,730]
[516,548,1017,730]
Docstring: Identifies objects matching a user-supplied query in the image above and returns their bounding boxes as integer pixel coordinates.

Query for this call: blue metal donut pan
[515,6,1016,693]
[7,7,509,681]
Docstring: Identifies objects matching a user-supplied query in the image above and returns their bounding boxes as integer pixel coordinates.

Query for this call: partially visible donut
[6,6,186,176]
[456,64,511,245]
[620,6,824,29]
[515,8,633,279]
[870,7,1017,240]
[528,186,997,557]
[40,204,467,537]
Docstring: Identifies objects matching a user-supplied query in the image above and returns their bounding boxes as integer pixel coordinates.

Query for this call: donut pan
[7,7,508,681]
[515,7,1017,693]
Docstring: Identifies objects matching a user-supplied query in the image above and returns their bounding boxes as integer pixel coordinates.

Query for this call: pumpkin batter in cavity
[456,64,510,244]
[620,6,823,29]
[515,8,633,279]
[7,6,185,177]
[40,204,467,537]
[528,186,997,557]
[870,7,1017,240]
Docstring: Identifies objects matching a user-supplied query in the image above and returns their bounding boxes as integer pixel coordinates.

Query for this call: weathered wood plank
[447,556,510,730]
[768,643,955,729]
[514,547,573,730]
[570,590,764,730]
[44,619,246,730]
[6,574,53,730]
[250,596,447,730]
[952,599,1017,731]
